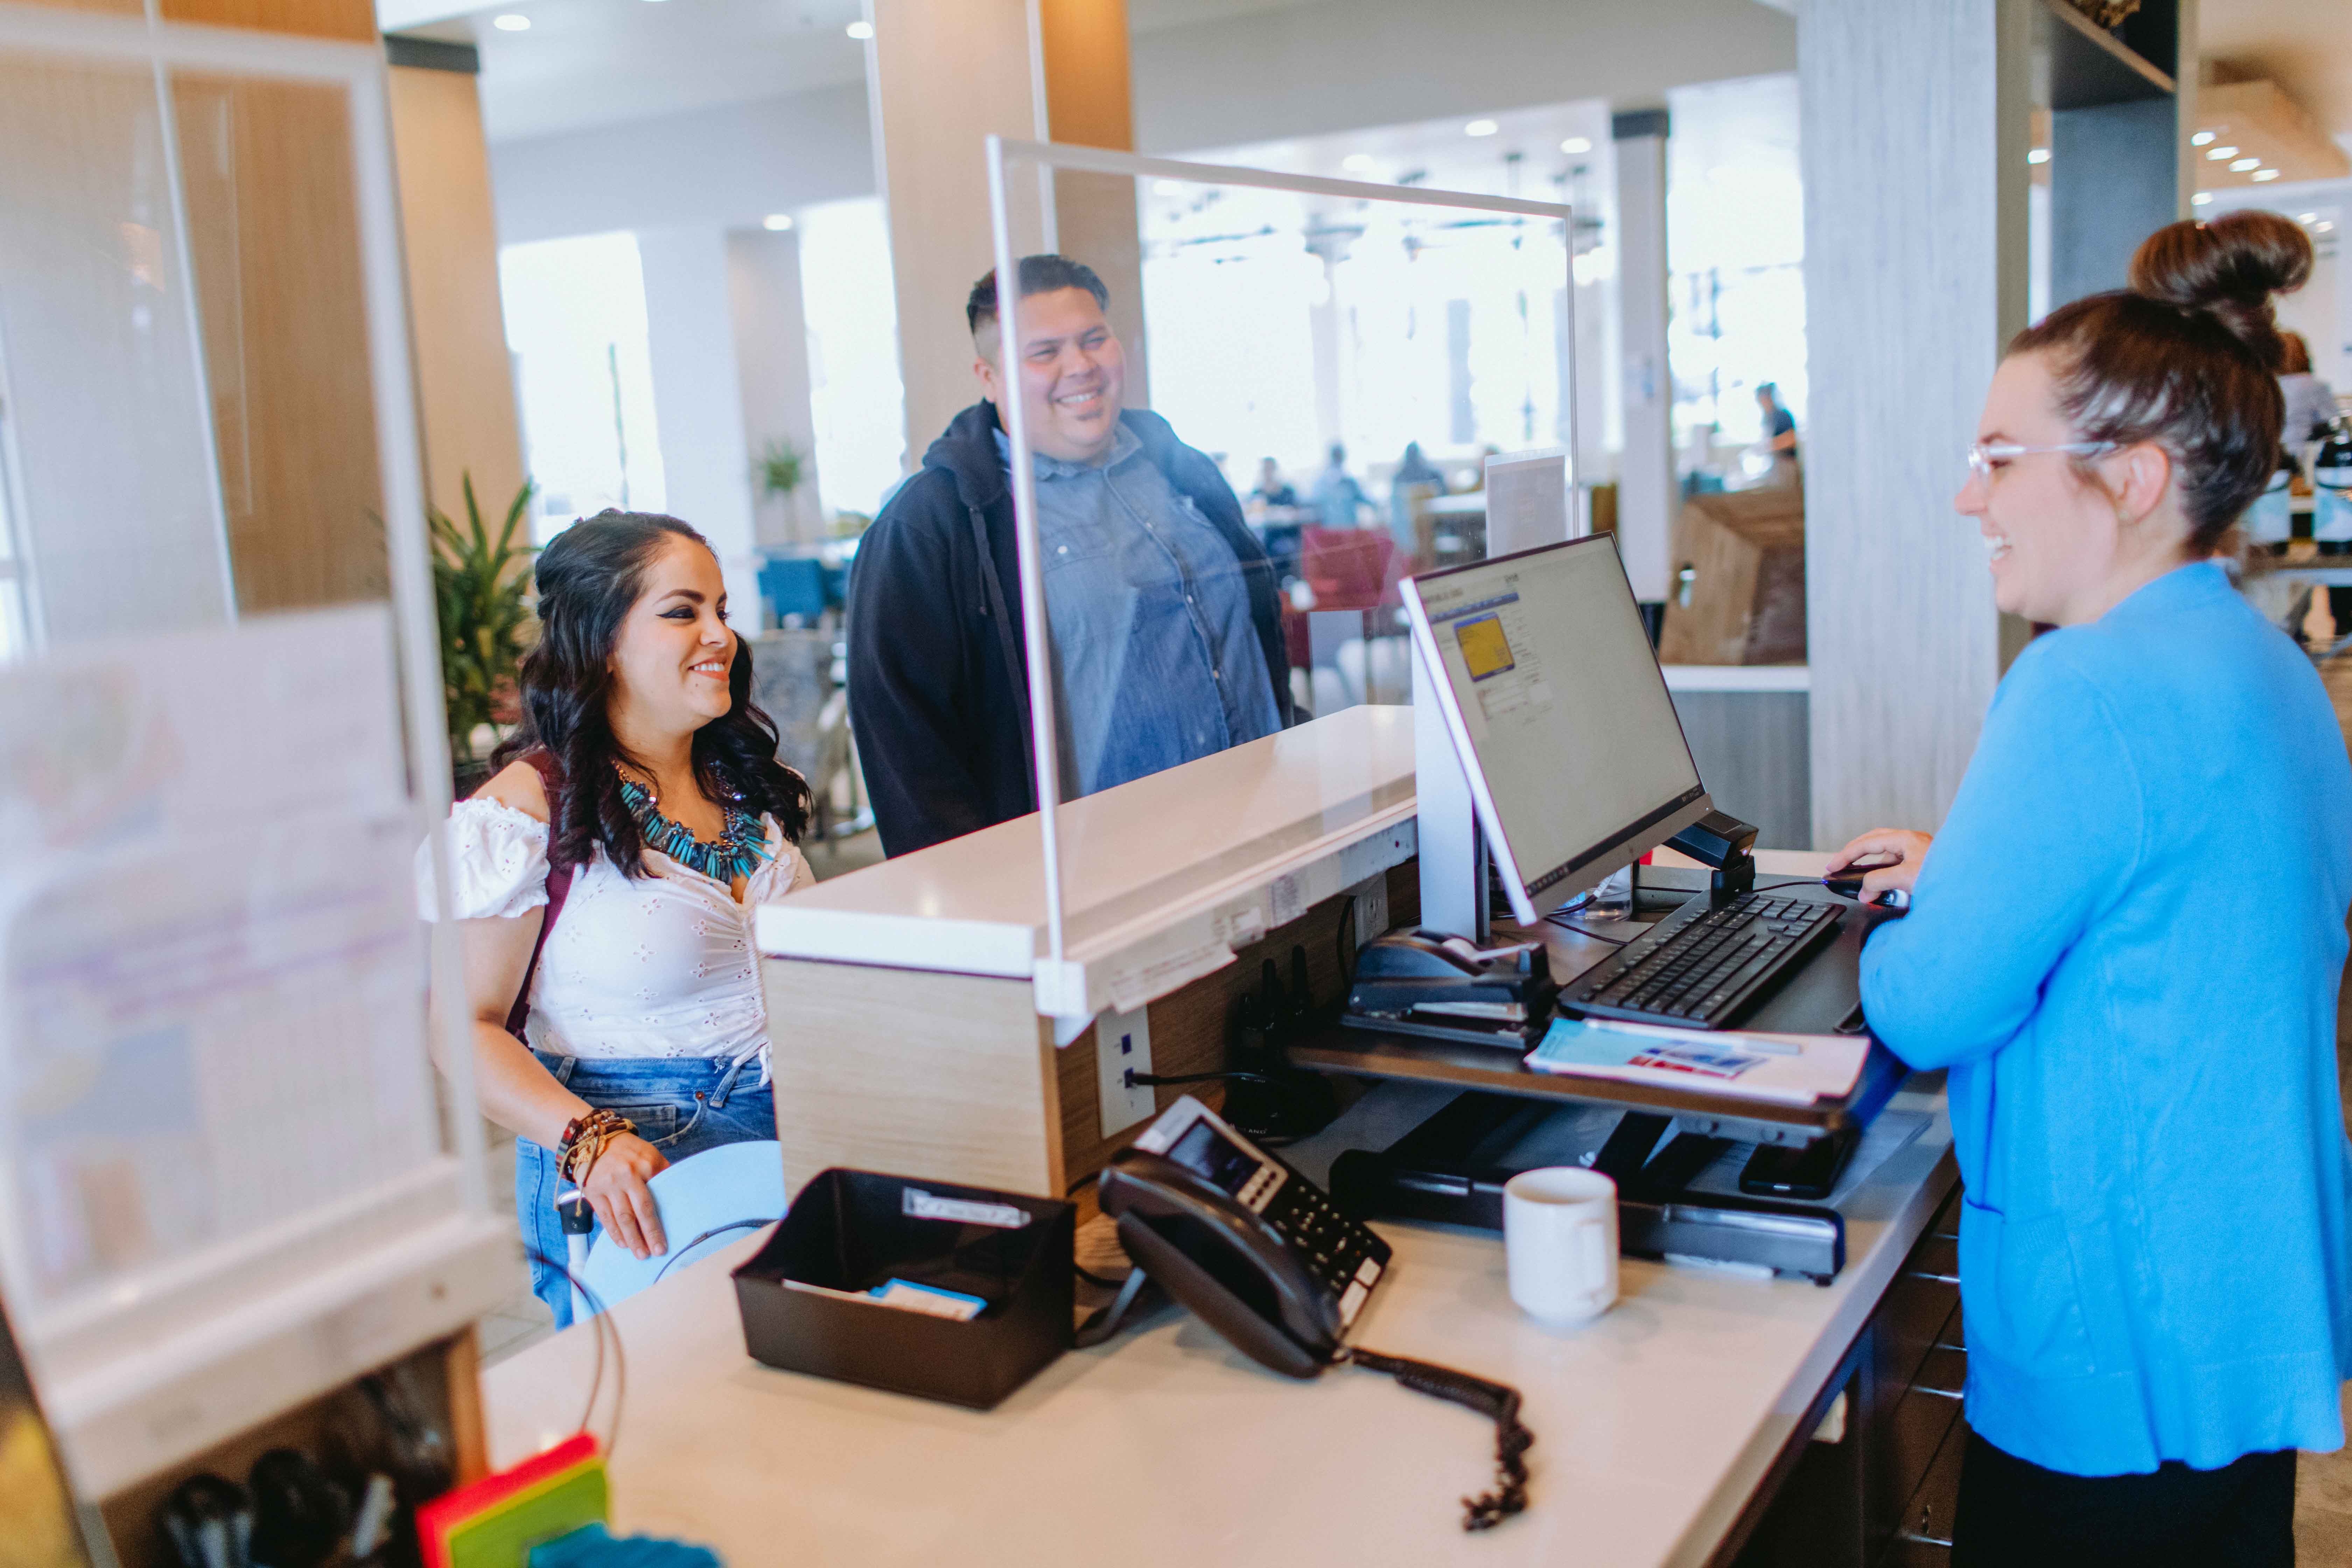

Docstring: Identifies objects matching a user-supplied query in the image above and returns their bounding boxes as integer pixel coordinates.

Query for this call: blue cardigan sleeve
[1860,642,2146,1070]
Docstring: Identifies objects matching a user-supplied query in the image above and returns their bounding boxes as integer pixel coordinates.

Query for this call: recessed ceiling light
[491,12,529,29]
[1560,136,1592,155]
[2321,221,2337,233]
[2231,156,2260,172]
[845,19,873,39]
[762,213,793,231]
[2191,191,2214,205]
[2301,212,2320,223]
[2206,145,2238,161]
[1340,153,1376,173]
[2026,147,2050,164]
[2191,131,2216,147]
[2252,168,2281,181]
[1464,119,1499,138]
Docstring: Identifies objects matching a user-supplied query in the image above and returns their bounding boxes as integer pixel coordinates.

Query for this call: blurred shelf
[2038,0,2174,111]
[40,1212,512,1500]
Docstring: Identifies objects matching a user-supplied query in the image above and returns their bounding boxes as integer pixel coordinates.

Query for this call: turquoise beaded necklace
[616,772,770,883]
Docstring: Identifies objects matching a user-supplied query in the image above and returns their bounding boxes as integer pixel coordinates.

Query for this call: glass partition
[0,8,478,1364]
[987,141,1576,976]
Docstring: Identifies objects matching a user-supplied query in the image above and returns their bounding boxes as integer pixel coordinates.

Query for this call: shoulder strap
[504,750,575,1041]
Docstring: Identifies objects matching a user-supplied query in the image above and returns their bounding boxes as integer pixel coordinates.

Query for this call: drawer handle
[1898,1530,1957,1549]
[1904,1270,1960,1285]
[1934,1340,1966,1353]
[1915,1384,1964,1401]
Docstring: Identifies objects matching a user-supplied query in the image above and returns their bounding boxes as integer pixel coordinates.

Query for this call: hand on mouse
[1828,830,1932,906]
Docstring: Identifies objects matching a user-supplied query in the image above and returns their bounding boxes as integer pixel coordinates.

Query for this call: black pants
[1953,1428,2296,1568]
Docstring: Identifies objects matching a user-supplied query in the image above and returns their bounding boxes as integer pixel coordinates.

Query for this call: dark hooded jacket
[846,400,1294,857]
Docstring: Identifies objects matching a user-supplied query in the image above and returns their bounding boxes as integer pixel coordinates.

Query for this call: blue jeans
[516,1052,774,1328]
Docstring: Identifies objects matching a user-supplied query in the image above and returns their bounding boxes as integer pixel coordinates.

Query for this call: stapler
[1342,930,1558,1048]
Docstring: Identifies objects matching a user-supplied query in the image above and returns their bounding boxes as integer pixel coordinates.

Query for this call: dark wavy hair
[491,510,811,876]
[2010,209,2311,553]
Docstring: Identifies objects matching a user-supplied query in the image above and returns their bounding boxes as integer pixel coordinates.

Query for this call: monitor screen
[1406,536,1706,918]
[1167,1118,1265,1198]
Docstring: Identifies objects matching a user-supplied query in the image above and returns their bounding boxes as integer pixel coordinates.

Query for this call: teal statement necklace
[617,772,770,883]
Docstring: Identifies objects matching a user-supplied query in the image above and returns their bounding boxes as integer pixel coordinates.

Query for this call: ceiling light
[2192,191,2214,206]
[2253,169,2281,182]
[2321,222,2337,233]
[1340,153,1376,173]
[2206,145,2238,160]
[2191,131,2216,147]
[845,19,873,39]
[762,213,793,231]
[491,12,529,29]
[2027,147,2050,164]
[1464,119,1499,138]
[2301,212,2320,223]
[1560,136,1592,155]
[2230,156,2260,172]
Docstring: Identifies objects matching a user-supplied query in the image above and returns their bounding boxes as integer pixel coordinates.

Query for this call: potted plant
[431,474,538,798]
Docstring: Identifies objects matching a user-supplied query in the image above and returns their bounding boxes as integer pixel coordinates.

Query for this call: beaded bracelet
[558,1108,636,1186]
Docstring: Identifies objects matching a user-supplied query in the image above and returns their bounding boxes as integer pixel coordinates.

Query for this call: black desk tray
[733,1169,1074,1410]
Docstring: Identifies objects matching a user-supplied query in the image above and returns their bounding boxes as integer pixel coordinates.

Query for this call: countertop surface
[485,1078,1954,1568]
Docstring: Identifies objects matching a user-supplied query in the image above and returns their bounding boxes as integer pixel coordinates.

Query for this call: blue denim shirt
[996,425,1281,796]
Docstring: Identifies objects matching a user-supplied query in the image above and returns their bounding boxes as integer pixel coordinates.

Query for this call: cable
[1541,914,1628,945]
[1125,1068,1279,1088]
[651,1218,780,1284]
[1341,1347,1534,1531]
[524,1249,625,1453]
[1073,1262,1129,1290]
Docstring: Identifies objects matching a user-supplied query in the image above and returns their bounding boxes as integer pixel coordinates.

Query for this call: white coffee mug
[1503,1166,1619,1325]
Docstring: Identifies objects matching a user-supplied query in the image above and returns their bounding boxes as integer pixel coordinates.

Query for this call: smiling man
[847,254,1294,856]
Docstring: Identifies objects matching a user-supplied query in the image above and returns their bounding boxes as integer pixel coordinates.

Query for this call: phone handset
[1094,1097,1533,1531]
[1097,1097,1387,1378]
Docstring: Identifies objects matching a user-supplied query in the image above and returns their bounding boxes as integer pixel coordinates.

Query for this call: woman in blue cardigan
[1833,210,2352,1564]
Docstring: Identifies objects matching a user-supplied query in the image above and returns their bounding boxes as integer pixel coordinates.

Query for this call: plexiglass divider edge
[985,138,1577,1021]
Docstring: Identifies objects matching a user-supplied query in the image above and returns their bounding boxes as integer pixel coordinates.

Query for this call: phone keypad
[1265,1182,1389,1323]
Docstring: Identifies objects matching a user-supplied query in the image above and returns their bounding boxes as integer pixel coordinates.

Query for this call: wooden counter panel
[764,958,1061,1200]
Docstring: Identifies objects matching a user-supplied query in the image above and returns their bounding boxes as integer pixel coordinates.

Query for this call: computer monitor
[1401,534,1711,926]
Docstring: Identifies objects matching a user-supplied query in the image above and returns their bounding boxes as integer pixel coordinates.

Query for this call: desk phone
[1100,1096,1391,1377]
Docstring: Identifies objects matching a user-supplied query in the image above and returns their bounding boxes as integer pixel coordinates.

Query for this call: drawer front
[1883,1403,1967,1564]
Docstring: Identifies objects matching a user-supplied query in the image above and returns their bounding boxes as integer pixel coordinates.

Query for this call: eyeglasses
[1966,439,2116,484]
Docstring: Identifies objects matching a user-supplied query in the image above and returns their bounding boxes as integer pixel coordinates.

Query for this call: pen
[1580,1017,1802,1055]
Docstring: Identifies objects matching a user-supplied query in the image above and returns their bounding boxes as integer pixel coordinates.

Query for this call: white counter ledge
[482,1079,1954,1568]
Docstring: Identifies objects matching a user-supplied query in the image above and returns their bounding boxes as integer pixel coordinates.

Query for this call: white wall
[636,227,762,620]
[1130,0,1795,155]
[492,83,874,245]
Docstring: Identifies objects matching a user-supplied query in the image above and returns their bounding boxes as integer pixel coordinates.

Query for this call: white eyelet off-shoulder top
[418,798,815,1081]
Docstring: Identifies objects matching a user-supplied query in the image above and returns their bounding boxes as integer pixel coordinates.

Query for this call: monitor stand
[1414,634,1491,944]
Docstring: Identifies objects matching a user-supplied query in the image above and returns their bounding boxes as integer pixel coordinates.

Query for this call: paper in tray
[1526,1017,1868,1105]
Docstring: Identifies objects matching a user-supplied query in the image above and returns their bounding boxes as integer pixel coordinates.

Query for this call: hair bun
[2128,210,2313,369]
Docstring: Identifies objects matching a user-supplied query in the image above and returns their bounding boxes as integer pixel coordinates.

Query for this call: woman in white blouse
[426,511,814,1325]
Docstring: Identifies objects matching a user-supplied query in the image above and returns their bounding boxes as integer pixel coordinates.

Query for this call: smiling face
[606,536,734,740]
[973,285,1126,465]
[1955,350,2184,626]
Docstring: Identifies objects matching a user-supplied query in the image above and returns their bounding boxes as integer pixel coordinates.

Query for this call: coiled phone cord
[1338,1348,1534,1531]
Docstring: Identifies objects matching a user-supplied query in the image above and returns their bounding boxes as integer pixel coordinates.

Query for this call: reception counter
[481,706,1961,1566]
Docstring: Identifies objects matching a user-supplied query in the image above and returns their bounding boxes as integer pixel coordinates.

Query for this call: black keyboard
[1560,891,1842,1029]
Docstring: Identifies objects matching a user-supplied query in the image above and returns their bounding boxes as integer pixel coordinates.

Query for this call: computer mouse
[1822,855,1901,900]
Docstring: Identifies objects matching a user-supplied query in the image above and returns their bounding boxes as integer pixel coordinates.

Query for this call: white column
[864,0,1046,465]
[727,229,823,547]
[1612,109,1673,606]
[636,226,762,621]
[1799,0,2031,847]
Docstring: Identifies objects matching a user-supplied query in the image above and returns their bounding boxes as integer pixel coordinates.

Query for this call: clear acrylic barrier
[987,141,1575,979]
[0,6,481,1410]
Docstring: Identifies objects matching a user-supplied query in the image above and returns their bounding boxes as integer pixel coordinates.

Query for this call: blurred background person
[1310,442,1371,527]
